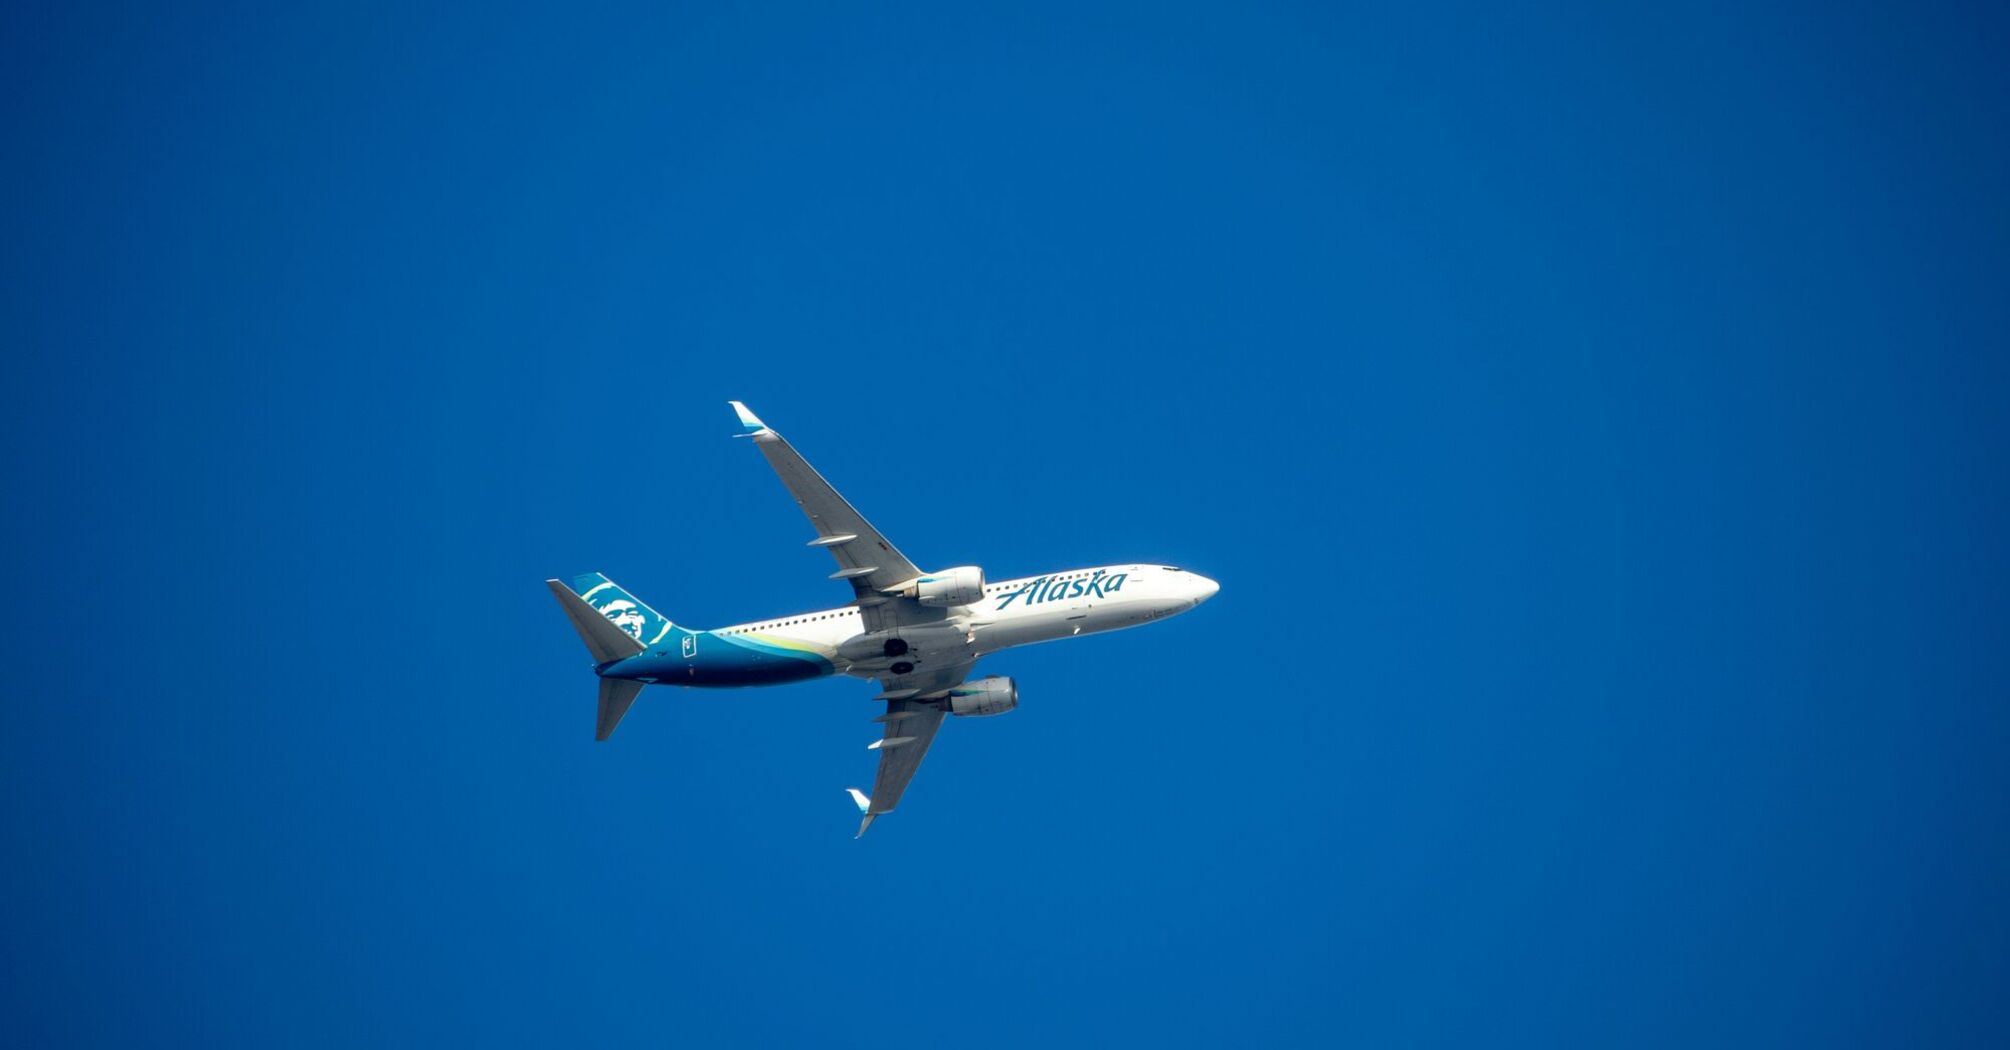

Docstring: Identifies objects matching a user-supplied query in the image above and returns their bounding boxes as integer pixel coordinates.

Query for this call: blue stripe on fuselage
[604,630,832,687]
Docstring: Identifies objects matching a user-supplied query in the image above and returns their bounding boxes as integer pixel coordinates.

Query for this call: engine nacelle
[946,676,1018,718]
[905,565,986,607]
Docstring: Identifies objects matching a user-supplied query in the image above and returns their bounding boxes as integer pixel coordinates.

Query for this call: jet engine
[905,566,986,607]
[946,676,1018,718]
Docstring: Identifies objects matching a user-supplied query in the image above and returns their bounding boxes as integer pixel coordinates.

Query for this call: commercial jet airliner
[547,402,1219,836]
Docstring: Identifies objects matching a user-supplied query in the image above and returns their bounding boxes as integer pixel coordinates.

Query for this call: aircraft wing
[729,402,948,632]
[847,661,974,837]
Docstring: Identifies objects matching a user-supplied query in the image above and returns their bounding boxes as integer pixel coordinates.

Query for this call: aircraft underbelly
[673,631,835,687]
[976,609,1077,652]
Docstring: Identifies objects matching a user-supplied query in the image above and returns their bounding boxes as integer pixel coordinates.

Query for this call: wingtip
[847,788,876,837]
[727,400,768,435]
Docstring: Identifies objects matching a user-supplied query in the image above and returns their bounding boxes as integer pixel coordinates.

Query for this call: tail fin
[566,573,677,647]
[547,573,674,741]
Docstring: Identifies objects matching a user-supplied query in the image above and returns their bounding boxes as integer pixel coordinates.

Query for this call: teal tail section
[568,572,678,649]
[548,572,691,740]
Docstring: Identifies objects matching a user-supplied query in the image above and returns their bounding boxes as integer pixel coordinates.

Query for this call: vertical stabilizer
[567,572,677,648]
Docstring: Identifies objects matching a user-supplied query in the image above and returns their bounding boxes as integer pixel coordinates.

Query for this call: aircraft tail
[546,572,680,740]
[563,573,678,648]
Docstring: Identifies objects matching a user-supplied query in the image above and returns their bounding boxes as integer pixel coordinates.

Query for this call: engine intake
[946,676,1018,718]
[905,565,985,607]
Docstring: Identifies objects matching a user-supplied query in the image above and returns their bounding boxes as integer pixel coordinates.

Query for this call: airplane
[546,401,1219,836]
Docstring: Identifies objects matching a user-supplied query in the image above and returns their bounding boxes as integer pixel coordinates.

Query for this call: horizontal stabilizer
[597,678,644,741]
[547,580,645,665]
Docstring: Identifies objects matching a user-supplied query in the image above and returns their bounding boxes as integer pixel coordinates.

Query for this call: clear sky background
[4,2,2008,1046]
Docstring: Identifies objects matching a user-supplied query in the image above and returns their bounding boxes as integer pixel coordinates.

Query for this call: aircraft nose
[1191,575,1220,605]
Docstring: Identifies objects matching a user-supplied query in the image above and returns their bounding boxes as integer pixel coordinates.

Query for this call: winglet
[847,788,876,838]
[727,400,769,436]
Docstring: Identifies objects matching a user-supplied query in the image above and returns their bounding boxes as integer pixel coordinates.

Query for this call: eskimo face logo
[594,597,649,641]
[576,577,674,647]
[994,570,1127,610]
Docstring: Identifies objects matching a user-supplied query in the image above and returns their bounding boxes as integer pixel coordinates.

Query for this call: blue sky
[4,2,2008,1046]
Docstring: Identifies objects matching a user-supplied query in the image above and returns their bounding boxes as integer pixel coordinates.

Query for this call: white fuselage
[702,564,1219,681]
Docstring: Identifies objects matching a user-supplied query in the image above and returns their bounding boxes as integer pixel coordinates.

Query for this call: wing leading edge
[726,402,973,836]
[730,401,949,633]
[853,699,946,837]
[729,401,922,593]
[848,659,976,837]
